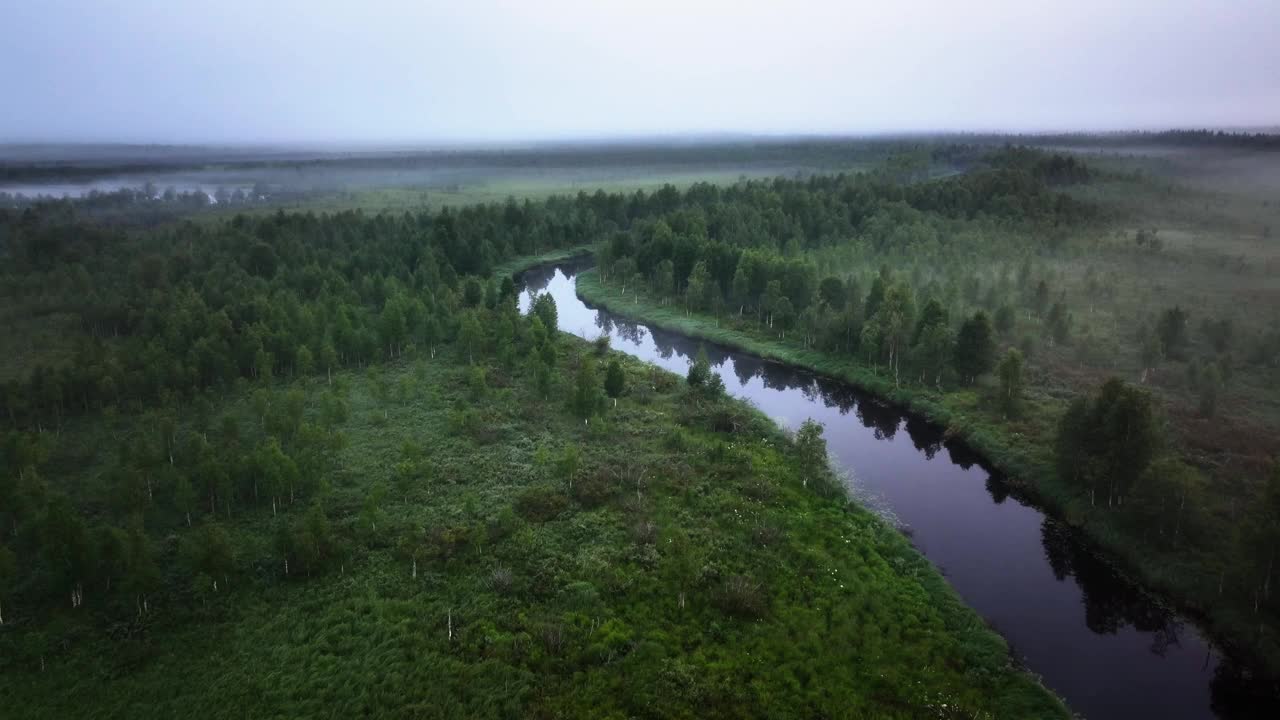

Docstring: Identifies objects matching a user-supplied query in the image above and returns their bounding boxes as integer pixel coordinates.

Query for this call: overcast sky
[2,0,1277,144]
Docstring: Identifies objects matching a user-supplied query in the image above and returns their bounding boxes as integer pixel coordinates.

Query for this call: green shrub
[515,485,570,522]
[716,574,767,619]
[572,472,616,509]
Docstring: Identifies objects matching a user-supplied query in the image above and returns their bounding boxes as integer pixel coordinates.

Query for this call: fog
[3,0,1278,143]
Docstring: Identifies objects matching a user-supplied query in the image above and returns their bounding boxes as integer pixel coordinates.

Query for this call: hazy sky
[3,0,1277,143]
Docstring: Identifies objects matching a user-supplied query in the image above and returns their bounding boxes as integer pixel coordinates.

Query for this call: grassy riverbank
[492,242,600,279]
[576,268,1280,678]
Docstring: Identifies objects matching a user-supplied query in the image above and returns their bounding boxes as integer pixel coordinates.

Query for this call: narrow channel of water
[517,259,1273,720]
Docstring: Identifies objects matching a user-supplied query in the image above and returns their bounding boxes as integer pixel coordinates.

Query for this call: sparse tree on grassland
[996,348,1025,417]
[794,419,827,490]
[458,311,483,365]
[556,444,581,491]
[604,359,626,404]
[571,356,603,421]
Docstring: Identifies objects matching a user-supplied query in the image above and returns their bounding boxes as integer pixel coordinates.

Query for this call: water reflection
[515,260,1276,719]
[1041,518,1182,640]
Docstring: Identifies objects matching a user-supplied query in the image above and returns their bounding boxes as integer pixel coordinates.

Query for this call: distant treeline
[0,139,912,186]
[0,185,292,228]
[7,130,1257,188]
[949,129,1280,152]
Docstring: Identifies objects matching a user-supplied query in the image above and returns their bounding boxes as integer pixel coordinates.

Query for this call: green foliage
[994,304,1015,337]
[570,357,603,420]
[458,311,484,365]
[686,345,711,388]
[555,151,1280,681]
[1045,302,1071,345]
[514,484,569,522]
[715,574,768,619]
[181,522,235,589]
[1056,378,1160,507]
[0,146,1141,717]
[0,327,1066,719]
[571,471,615,508]
[466,365,488,401]
[794,419,831,493]
[996,348,1025,417]
[554,444,581,489]
[1192,360,1224,418]
[603,359,626,399]
[531,293,559,341]
[1157,306,1190,360]
[818,276,846,310]
[954,312,996,385]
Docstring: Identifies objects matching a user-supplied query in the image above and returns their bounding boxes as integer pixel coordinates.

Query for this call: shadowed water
[517,259,1275,720]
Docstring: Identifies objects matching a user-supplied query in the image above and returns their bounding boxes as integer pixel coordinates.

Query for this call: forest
[8,0,1280,712]
[0,157,1075,718]
[3,139,1279,716]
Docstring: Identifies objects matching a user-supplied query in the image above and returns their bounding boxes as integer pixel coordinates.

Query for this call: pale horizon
[3,0,1278,144]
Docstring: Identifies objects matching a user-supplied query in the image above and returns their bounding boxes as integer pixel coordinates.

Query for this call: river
[516,258,1274,720]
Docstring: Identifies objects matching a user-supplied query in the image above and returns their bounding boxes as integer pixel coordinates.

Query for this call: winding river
[517,258,1274,720]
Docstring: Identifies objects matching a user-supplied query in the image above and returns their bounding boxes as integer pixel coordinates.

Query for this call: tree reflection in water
[855,398,901,440]
[517,263,558,296]
[904,415,943,460]
[1041,518,1182,641]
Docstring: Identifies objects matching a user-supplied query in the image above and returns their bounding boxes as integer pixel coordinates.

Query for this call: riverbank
[575,268,1280,682]
[492,242,601,278]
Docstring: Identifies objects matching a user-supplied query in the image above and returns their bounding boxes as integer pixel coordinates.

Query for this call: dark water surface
[517,259,1274,720]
